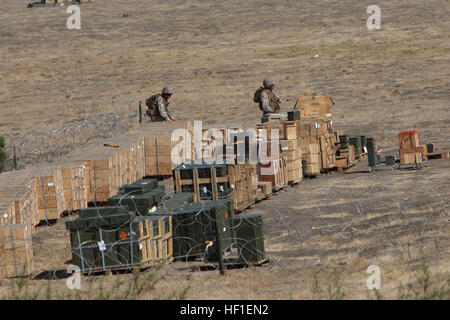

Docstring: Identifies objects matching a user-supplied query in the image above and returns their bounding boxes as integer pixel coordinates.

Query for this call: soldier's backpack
[253,87,265,110]
[145,94,160,117]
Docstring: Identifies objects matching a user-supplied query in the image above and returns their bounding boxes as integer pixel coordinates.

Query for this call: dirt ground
[0,0,449,299]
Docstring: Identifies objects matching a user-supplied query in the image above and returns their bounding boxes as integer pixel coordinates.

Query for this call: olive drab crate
[66,206,173,273]
[152,199,235,261]
[108,179,166,216]
[233,214,265,263]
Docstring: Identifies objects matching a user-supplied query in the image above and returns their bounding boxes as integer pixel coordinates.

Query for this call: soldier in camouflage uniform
[145,87,176,122]
[254,78,281,117]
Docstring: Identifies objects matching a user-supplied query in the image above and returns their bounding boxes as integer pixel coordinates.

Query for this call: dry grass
[0,0,449,299]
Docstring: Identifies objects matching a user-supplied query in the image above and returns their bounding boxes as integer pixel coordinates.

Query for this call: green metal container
[288,110,301,121]
[302,159,307,177]
[233,214,265,263]
[349,137,362,155]
[367,137,378,167]
[360,136,367,149]
[66,209,169,273]
[77,206,130,220]
[385,155,395,165]
[339,135,349,148]
[108,187,166,215]
[152,199,234,260]
[158,192,195,212]
[121,178,158,195]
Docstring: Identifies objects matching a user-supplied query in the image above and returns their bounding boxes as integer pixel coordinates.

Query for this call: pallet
[336,163,355,172]
[182,257,270,272]
[272,185,286,193]
[288,179,302,186]
[355,153,368,160]
[234,202,254,213]
[255,193,270,202]
[427,151,450,160]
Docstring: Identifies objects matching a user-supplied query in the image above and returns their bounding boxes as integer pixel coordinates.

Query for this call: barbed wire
[0,107,135,171]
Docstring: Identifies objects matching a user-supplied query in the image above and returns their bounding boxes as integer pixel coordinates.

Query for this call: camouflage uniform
[146,87,175,122]
[153,95,175,121]
[259,88,281,117]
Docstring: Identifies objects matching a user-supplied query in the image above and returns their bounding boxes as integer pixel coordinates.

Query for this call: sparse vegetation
[1,265,190,300]
[311,265,346,300]
[397,257,450,300]
[0,0,448,300]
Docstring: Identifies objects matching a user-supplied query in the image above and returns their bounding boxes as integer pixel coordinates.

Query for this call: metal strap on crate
[129,223,134,266]
[9,226,18,276]
[76,229,86,273]
[155,136,160,177]
[193,168,200,202]
[93,160,97,203]
[211,167,217,201]
[99,228,106,271]
[40,176,49,223]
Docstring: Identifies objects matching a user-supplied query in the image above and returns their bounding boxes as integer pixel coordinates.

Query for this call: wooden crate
[130,122,192,177]
[0,223,33,278]
[145,136,182,176]
[229,164,258,212]
[258,157,288,191]
[0,203,16,226]
[297,96,332,119]
[398,130,420,149]
[336,145,356,170]
[0,188,37,230]
[256,181,272,200]
[63,148,120,203]
[23,165,66,222]
[55,160,88,212]
[173,165,230,203]
[139,217,173,266]
[300,119,336,171]
[0,174,38,228]
[260,121,299,140]
[399,146,427,155]
[400,152,423,164]
[102,135,146,186]
[301,142,321,175]
[280,139,303,183]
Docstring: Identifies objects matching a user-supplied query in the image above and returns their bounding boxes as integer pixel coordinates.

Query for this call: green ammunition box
[233,214,265,263]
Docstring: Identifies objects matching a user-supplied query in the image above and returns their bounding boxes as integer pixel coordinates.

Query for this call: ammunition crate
[173,164,231,202]
[120,178,159,195]
[233,214,265,263]
[349,137,363,155]
[153,200,235,261]
[66,211,172,273]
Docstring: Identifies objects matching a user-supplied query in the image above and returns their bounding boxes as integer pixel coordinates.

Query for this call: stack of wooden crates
[398,130,427,164]
[297,96,336,174]
[257,118,299,187]
[130,121,192,177]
